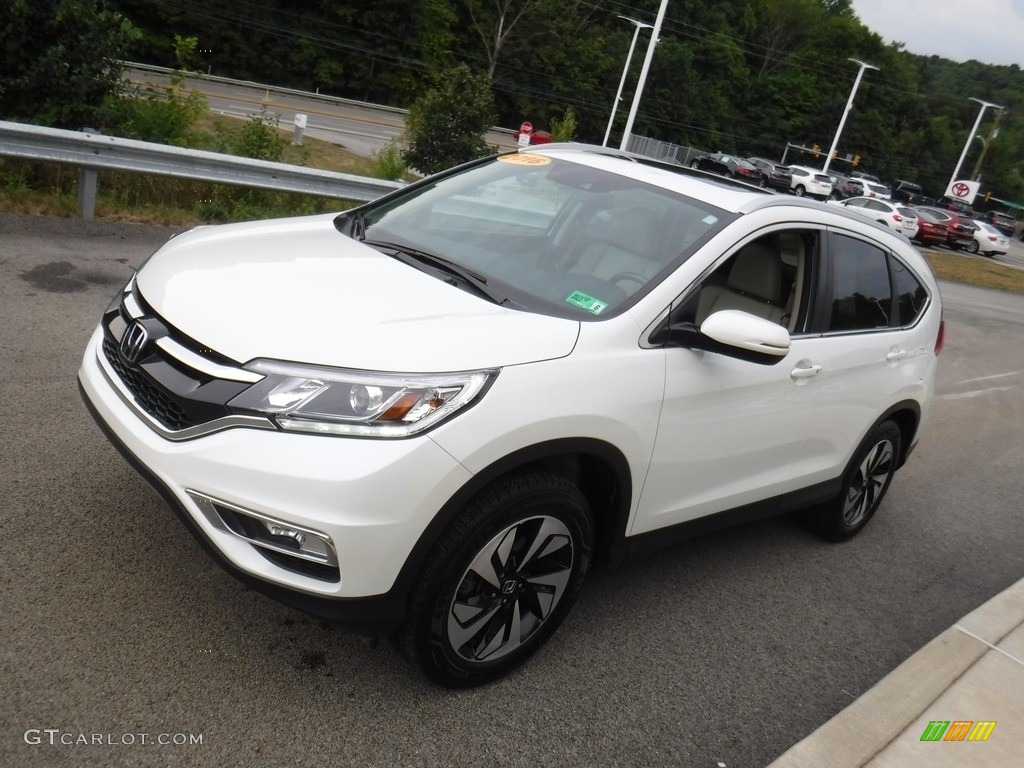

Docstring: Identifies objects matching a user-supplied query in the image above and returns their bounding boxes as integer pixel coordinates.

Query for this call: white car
[969,220,1010,256]
[787,165,834,199]
[834,196,919,239]
[80,145,943,687]
[864,182,891,200]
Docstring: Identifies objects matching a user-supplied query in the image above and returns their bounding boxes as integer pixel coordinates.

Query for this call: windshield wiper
[333,209,366,240]
[363,239,512,306]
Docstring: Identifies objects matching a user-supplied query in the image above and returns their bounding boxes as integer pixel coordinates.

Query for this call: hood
[136,214,579,372]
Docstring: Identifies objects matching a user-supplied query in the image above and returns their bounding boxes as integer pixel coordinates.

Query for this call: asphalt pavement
[1,212,1022,768]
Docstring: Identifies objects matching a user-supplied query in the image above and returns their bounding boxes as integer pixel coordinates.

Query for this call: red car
[912,209,948,246]
[915,206,976,249]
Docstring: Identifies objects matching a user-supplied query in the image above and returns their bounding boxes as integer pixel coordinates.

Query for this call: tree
[402,64,497,175]
[462,0,541,80]
[0,0,138,128]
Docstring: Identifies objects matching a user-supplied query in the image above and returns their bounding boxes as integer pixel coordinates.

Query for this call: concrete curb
[768,579,1024,767]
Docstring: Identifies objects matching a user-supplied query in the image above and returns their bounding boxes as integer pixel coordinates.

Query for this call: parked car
[691,152,760,182]
[864,182,891,200]
[833,196,918,239]
[890,180,925,205]
[850,171,882,185]
[981,210,1017,237]
[915,206,977,249]
[912,209,949,247]
[935,196,976,219]
[788,165,833,199]
[827,173,865,200]
[79,144,943,688]
[969,220,1010,256]
[747,157,793,191]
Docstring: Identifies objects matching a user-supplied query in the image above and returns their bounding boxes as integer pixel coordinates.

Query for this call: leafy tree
[402,64,496,175]
[550,106,577,142]
[0,0,138,128]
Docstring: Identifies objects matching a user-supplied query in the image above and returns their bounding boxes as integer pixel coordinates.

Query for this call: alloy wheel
[841,438,894,528]
[446,515,574,663]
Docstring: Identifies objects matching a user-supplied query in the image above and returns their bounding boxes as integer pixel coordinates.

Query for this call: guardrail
[0,120,405,220]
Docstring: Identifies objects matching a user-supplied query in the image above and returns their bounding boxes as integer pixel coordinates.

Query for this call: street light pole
[618,0,669,152]
[602,17,653,147]
[822,58,877,174]
[970,108,1004,181]
[949,98,1003,188]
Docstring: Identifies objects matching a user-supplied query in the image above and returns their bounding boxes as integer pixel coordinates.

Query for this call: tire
[806,420,902,542]
[759,176,768,188]
[967,239,979,254]
[794,185,806,197]
[398,471,593,688]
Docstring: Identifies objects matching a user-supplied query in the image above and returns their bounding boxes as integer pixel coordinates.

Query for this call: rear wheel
[967,239,980,254]
[807,421,901,542]
[794,185,806,197]
[398,471,593,687]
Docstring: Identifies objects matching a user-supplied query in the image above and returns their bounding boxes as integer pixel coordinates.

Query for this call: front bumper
[78,326,473,633]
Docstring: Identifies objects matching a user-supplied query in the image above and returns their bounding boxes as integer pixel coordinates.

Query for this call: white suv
[80,145,943,687]
[788,165,834,199]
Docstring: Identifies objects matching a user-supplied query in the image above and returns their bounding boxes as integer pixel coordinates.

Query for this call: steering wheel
[609,271,649,290]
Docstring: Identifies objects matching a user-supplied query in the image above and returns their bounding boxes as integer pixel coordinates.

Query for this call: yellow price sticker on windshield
[498,153,551,166]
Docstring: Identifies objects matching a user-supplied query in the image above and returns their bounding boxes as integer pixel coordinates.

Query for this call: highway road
[1,212,1023,768]
[125,67,519,159]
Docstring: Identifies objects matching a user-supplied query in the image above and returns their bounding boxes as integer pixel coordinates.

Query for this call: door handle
[886,349,910,362]
[790,363,822,379]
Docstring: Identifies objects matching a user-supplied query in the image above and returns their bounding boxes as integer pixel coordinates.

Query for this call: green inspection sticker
[565,290,608,315]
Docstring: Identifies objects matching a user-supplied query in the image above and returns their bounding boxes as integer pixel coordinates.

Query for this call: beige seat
[569,207,661,293]
[696,240,785,324]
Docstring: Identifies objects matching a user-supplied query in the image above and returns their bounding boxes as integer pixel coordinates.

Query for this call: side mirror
[697,310,791,364]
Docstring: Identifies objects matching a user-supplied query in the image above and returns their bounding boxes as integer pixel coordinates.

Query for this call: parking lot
[2,211,1023,768]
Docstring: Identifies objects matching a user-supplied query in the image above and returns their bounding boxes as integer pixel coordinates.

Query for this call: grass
[923,249,1024,294]
[0,113,404,227]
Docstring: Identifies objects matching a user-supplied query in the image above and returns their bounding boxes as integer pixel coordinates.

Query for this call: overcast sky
[849,0,1024,67]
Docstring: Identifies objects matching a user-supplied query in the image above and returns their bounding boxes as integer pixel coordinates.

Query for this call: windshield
[355,153,733,319]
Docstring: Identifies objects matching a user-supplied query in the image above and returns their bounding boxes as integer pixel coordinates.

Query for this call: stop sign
[517,121,533,148]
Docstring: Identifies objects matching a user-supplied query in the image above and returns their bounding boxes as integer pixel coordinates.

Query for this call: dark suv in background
[982,211,1017,237]
[746,157,793,191]
[890,180,924,205]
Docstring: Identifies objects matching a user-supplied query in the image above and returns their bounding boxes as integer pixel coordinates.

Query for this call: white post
[618,0,669,152]
[822,59,877,174]
[949,98,1001,189]
[602,17,653,147]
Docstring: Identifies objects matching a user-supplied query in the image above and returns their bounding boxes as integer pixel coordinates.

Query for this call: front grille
[101,288,251,433]
[103,337,192,430]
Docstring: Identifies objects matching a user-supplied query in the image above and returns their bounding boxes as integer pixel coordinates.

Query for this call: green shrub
[374,142,407,180]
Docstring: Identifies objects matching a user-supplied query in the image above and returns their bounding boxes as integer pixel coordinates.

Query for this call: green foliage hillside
[5,0,1022,204]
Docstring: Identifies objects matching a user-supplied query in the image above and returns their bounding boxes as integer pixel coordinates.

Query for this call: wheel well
[513,451,628,569]
[392,440,632,603]
[884,406,920,468]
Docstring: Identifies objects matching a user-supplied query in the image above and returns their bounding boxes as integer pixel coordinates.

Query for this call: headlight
[228,360,498,438]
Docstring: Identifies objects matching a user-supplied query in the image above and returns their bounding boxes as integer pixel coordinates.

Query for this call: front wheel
[398,471,593,687]
[806,420,902,541]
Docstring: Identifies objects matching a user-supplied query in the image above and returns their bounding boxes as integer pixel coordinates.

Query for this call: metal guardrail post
[78,167,98,220]
[0,120,405,216]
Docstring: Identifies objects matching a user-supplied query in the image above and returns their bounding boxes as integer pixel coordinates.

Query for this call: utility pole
[822,59,877,174]
[618,0,669,151]
[970,108,1004,181]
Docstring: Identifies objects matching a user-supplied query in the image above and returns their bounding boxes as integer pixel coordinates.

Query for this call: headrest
[609,207,658,256]
[727,241,782,301]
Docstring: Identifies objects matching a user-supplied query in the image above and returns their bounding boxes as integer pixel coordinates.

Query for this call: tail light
[934,315,945,356]
[893,215,903,222]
